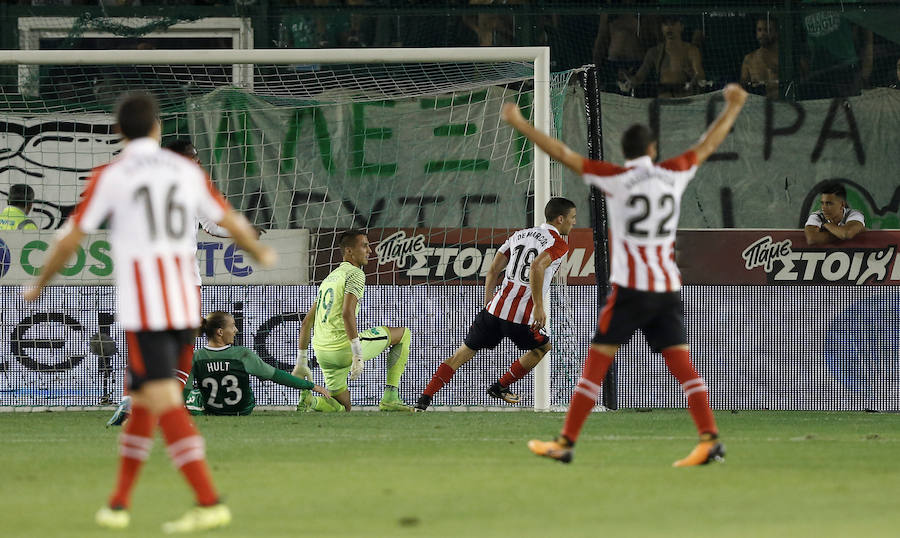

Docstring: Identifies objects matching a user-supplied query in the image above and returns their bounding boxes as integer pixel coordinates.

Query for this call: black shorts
[592,285,686,352]
[464,309,550,352]
[126,329,195,391]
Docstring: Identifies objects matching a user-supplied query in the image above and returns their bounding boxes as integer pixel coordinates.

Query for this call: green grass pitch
[2,409,898,537]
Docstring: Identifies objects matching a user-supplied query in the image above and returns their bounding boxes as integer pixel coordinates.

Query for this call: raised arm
[483,250,509,307]
[527,252,553,330]
[689,84,748,165]
[500,103,585,175]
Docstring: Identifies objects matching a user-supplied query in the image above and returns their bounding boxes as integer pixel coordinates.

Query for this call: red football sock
[561,348,615,444]
[158,406,218,506]
[108,405,154,509]
[662,348,718,437]
[499,359,530,387]
[423,363,456,397]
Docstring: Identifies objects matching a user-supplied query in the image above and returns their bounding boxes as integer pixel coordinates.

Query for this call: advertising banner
[0,229,310,285]
[2,283,895,411]
[677,230,900,286]
[314,227,598,285]
[4,89,899,233]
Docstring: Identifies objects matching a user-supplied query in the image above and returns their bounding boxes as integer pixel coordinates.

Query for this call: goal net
[0,48,595,410]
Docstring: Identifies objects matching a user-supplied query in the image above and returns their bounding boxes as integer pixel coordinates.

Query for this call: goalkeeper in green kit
[293,230,412,412]
[185,311,329,415]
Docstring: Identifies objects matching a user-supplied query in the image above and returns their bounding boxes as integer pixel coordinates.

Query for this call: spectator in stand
[624,15,707,98]
[593,1,660,94]
[741,16,779,99]
[0,184,38,230]
[797,8,873,99]
[464,0,527,47]
[804,182,865,245]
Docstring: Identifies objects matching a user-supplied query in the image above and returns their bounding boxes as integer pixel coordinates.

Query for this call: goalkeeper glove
[295,349,311,380]
[349,338,364,381]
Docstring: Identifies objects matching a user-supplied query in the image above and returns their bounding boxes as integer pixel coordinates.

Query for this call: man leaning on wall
[804,182,865,245]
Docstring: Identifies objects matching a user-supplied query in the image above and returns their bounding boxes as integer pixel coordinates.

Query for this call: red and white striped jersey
[486,223,570,324]
[582,151,698,292]
[71,138,230,331]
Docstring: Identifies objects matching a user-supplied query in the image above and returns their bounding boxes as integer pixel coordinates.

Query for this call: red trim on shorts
[597,285,619,334]
[133,261,149,330]
[157,257,173,329]
[126,332,146,376]
[658,245,673,292]
[505,284,528,322]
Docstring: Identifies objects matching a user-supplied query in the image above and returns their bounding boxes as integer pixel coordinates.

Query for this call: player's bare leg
[414,344,477,411]
[487,343,551,404]
[663,345,725,467]
[529,343,618,464]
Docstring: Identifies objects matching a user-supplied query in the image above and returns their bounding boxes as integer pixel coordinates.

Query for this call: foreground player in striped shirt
[413,198,576,411]
[24,92,276,532]
[502,83,747,466]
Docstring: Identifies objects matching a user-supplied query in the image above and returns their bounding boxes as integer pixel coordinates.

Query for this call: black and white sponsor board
[1,283,896,411]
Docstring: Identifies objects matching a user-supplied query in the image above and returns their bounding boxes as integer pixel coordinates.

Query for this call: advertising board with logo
[677,230,900,286]
[313,227,598,285]
[0,229,309,285]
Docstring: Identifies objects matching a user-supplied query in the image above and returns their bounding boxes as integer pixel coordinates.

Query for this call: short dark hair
[165,139,195,158]
[621,124,656,160]
[200,311,231,339]
[820,182,847,201]
[116,92,159,140]
[8,184,34,207]
[340,230,367,251]
[544,197,576,221]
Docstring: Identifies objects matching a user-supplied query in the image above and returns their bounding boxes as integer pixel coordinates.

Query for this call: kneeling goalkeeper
[293,230,412,412]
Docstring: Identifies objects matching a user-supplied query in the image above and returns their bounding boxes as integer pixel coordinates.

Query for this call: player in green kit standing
[185,311,329,415]
[293,230,412,412]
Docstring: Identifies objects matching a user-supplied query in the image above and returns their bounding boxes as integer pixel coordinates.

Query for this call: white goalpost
[0,47,564,411]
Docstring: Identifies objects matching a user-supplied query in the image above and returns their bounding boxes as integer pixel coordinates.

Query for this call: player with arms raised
[413,198,576,411]
[502,83,748,466]
[293,230,412,412]
[24,93,276,532]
